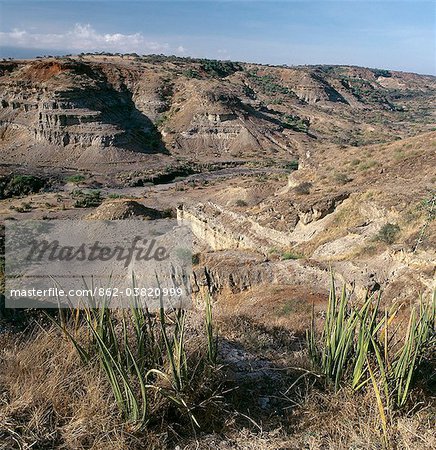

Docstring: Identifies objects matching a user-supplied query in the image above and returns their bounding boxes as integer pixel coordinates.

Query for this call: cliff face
[177,202,295,254]
[1,55,435,170]
[0,60,164,153]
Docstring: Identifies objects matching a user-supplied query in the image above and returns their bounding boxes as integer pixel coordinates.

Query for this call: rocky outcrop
[292,72,348,104]
[0,60,164,155]
[191,245,434,303]
[192,250,334,296]
[177,189,350,254]
[294,193,350,225]
[177,202,296,254]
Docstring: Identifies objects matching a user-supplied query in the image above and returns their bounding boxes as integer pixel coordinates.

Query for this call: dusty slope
[175,132,435,302]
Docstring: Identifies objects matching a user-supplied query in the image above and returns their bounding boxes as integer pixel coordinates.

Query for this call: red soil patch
[23,61,66,82]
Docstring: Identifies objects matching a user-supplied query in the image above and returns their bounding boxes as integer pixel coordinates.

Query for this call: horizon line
[1,51,435,77]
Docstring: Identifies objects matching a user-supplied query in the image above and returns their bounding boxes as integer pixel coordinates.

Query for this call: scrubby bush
[359,160,378,171]
[376,223,400,244]
[192,253,200,265]
[0,174,45,199]
[183,68,200,79]
[334,172,351,185]
[285,160,299,171]
[154,114,167,128]
[281,251,301,260]
[281,114,310,133]
[247,71,293,96]
[73,190,102,208]
[200,59,241,78]
[371,68,392,78]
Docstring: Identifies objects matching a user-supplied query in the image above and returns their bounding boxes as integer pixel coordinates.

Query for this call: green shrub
[192,253,200,265]
[376,223,400,244]
[0,174,45,199]
[247,71,294,96]
[334,172,351,185]
[281,114,310,133]
[281,251,301,260]
[284,160,299,171]
[74,190,102,208]
[183,68,200,79]
[371,68,392,78]
[268,98,284,105]
[154,114,167,128]
[66,174,86,184]
[200,59,241,78]
[359,160,377,171]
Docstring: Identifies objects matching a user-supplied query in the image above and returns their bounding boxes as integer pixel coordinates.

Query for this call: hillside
[0,55,435,173]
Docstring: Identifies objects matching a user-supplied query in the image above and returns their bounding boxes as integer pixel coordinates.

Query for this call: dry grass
[293,388,435,450]
[0,329,131,449]
[0,286,434,449]
[0,309,222,450]
[176,383,436,449]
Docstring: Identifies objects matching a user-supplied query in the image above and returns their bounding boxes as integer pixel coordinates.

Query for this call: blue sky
[0,1,434,74]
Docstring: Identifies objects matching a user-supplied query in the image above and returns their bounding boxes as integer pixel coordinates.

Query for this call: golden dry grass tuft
[0,329,129,449]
